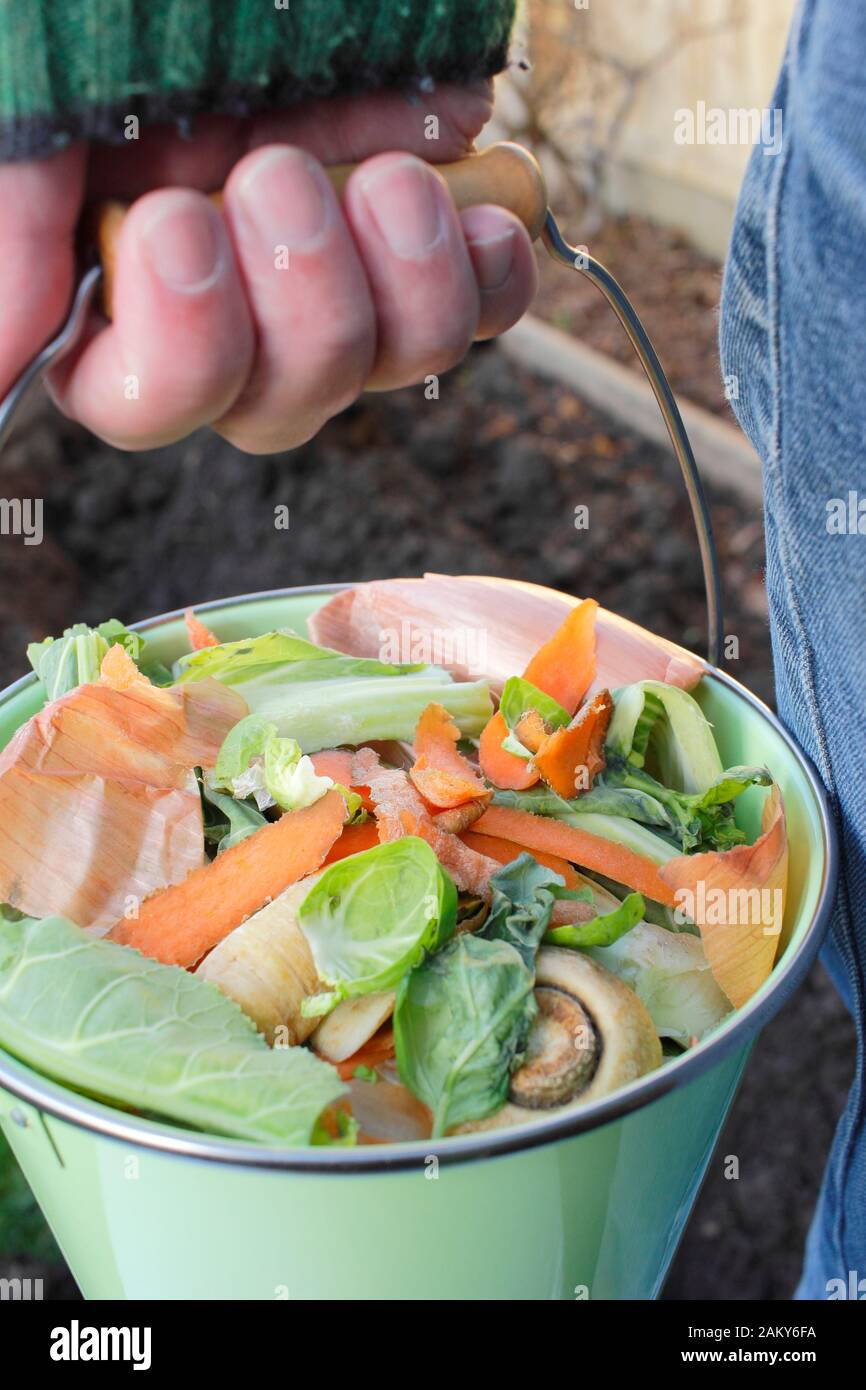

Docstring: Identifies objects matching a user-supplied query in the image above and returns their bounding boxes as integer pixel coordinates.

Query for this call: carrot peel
[478,599,599,790]
[522,597,598,713]
[473,803,676,907]
[479,711,540,790]
[185,608,220,650]
[534,689,613,799]
[110,788,346,968]
[432,800,486,834]
[461,830,581,889]
[336,1024,395,1081]
[409,703,489,809]
[353,748,501,899]
[514,708,548,754]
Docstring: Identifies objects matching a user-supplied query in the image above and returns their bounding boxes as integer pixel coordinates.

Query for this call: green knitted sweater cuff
[0,0,517,162]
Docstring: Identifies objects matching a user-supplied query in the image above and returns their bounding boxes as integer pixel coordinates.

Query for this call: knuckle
[216,411,325,456]
[307,316,374,410]
[415,319,476,378]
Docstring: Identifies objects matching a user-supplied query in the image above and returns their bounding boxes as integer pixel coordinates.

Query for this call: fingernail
[358,157,445,258]
[141,193,224,292]
[467,227,515,292]
[237,146,332,251]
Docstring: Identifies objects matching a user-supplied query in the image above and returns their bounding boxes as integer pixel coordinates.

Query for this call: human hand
[0,84,538,454]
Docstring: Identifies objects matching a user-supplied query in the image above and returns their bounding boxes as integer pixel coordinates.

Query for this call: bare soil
[534,208,729,418]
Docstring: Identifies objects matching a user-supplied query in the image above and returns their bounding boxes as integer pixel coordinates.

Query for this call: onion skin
[308,575,704,698]
[659,785,788,1008]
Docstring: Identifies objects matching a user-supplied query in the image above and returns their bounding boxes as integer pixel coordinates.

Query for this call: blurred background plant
[0,0,853,1302]
[0,1138,58,1262]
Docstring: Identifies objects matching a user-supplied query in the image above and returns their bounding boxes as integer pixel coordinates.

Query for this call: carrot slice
[473,803,676,907]
[462,831,581,889]
[185,608,219,650]
[523,597,598,713]
[534,689,613,799]
[310,749,373,810]
[322,820,380,865]
[659,786,788,1008]
[479,711,539,791]
[110,788,346,967]
[409,703,489,809]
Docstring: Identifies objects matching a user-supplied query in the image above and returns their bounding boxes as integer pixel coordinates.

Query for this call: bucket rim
[0,582,839,1173]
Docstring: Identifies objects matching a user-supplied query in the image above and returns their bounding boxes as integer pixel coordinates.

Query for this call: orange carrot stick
[534,689,612,799]
[409,703,489,809]
[185,608,220,650]
[110,788,346,967]
[461,830,581,888]
[473,803,676,906]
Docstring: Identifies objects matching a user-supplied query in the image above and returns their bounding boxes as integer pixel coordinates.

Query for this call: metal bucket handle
[0,143,723,665]
[541,213,723,667]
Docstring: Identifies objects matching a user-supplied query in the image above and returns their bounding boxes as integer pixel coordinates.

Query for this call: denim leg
[720,0,866,1299]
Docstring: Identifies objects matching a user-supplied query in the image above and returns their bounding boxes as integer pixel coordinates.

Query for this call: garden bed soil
[533,207,730,419]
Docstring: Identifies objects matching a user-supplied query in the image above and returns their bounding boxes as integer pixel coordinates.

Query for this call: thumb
[0,145,87,397]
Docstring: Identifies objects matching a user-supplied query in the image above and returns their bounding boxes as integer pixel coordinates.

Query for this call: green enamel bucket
[0,582,838,1301]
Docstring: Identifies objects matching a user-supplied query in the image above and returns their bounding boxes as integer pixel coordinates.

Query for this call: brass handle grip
[94,142,548,319]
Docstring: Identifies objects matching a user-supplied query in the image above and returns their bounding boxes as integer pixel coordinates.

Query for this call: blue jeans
[720,0,866,1300]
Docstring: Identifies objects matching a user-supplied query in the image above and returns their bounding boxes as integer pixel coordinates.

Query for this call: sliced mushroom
[195,872,324,1045]
[456,946,661,1133]
[507,987,598,1108]
[311,991,395,1063]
